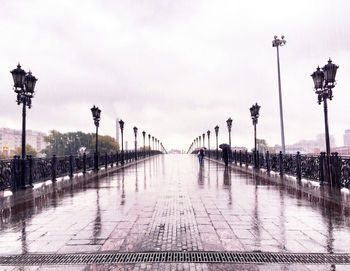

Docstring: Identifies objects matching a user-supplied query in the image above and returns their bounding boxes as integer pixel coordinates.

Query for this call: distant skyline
[1,0,350,151]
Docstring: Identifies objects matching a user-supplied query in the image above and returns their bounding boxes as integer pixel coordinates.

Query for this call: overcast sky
[1,0,350,151]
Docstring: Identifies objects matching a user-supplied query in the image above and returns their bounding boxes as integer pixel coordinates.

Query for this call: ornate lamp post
[226,118,232,148]
[91,105,101,171]
[215,125,219,159]
[272,35,287,154]
[202,133,205,148]
[133,126,138,160]
[148,134,151,156]
[119,119,125,164]
[11,64,38,189]
[142,131,146,158]
[11,64,38,160]
[207,130,211,157]
[311,59,339,185]
[152,136,154,151]
[250,103,261,168]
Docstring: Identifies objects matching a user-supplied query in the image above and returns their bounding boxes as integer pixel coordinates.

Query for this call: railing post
[11,156,21,190]
[239,150,242,167]
[266,151,270,172]
[83,153,86,174]
[279,151,283,176]
[52,155,57,181]
[245,150,248,168]
[28,155,33,187]
[105,153,108,170]
[69,155,74,178]
[296,151,301,181]
[331,152,341,187]
[320,152,325,184]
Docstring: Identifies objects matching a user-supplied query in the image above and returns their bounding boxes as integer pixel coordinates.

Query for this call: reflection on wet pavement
[1,154,350,270]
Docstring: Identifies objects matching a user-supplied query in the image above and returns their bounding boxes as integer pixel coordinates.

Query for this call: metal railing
[195,150,350,188]
[0,150,162,191]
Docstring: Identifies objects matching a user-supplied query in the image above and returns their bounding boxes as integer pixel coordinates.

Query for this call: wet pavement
[1,154,350,270]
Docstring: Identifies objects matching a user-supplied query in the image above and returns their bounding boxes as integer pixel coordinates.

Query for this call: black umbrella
[219,143,230,149]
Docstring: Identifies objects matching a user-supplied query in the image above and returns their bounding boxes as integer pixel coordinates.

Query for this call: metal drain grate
[1,251,350,266]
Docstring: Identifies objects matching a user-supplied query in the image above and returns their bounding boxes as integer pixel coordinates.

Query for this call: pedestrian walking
[219,144,230,167]
[197,149,205,165]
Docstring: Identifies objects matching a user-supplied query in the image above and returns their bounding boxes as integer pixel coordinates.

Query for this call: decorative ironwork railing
[0,150,161,191]
[196,149,350,188]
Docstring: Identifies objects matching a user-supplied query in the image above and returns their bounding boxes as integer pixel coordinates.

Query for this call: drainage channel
[1,251,350,266]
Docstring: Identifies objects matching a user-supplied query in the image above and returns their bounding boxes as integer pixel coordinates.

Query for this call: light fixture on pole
[91,105,101,171]
[311,59,339,185]
[119,119,125,164]
[133,126,138,160]
[214,125,219,159]
[11,63,38,189]
[226,118,232,148]
[272,35,286,154]
[250,103,260,168]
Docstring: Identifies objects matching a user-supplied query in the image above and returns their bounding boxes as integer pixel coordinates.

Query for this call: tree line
[41,130,120,157]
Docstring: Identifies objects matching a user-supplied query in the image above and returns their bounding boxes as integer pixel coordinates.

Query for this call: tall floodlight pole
[119,119,124,164]
[272,35,286,154]
[215,126,219,159]
[91,105,101,171]
[311,59,339,186]
[250,103,261,168]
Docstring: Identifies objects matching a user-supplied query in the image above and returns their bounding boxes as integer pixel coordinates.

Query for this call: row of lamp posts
[189,44,339,185]
[11,63,164,186]
[90,115,163,171]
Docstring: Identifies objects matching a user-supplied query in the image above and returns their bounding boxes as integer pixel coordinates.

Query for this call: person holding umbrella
[197,148,205,165]
[219,143,231,167]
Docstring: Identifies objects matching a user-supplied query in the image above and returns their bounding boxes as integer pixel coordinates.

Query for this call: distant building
[168,149,182,154]
[275,133,335,154]
[0,128,47,156]
[344,130,350,146]
[231,146,248,152]
[332,146,350,156]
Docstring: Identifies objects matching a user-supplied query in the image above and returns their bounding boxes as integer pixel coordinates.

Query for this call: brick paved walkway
[1,154,350,270]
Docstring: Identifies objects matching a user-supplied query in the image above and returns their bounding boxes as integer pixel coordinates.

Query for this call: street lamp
[11,63,38,189]
[207,130,211,157]
[148,134,151,156]
[11,64,38,160]
[226,118,232,148]
[152,136,154,151]
[133,126,138,160]
[214,125,219,159]
[142,131,146,158]
[311,59,339,185]
[250,103,261,168]
[272,35,287,154]
[119,119,125,164]
[91,105,101,171]
[202,133,205,148]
